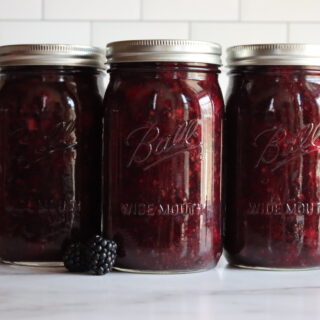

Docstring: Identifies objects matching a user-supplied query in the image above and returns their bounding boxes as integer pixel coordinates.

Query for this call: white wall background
[0,0,319,92]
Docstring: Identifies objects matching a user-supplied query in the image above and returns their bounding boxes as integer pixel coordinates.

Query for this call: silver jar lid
[227,43,320,66]
[106,39,222,65]
[0,44,105,68]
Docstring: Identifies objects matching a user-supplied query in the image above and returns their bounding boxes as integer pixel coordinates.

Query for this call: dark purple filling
[0,66,105,262]
[224,65,320,269]
[104,62,223,271]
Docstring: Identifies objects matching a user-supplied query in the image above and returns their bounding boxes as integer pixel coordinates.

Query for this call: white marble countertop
[1,256,319,320]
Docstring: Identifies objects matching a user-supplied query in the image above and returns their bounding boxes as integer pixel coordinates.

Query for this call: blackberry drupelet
[86,235,117,275]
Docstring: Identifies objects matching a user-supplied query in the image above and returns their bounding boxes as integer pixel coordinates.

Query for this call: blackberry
[85,235,117,275]
[63,242,88,273]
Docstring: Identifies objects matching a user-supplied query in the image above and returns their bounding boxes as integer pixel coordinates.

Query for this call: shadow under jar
[0,44,106,266]
[224,44,320,270]
[104,40,223,273]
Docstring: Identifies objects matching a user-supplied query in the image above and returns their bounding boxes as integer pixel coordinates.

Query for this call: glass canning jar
[103,40,223,273]
[224,44,320,269]
[0,44,106,266]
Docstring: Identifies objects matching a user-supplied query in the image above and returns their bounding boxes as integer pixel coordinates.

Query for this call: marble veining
[0,257,319,320]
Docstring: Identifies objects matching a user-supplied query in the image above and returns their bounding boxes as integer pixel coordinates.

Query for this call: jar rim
[0,44,106,68]
[106,39,222,65]
[227,43,320,66]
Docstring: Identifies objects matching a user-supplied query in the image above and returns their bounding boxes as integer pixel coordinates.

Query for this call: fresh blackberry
[63,242,88,273]
[85,235,117,275]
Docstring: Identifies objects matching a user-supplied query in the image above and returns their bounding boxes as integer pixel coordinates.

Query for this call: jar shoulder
[0,72,105,114]
[104,75,223,115]
[226,72,320,115]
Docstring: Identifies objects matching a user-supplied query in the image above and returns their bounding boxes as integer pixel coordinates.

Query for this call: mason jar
[224,44,320,269]
[104,40,223,273]
[0,44,106,265]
